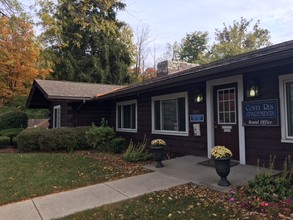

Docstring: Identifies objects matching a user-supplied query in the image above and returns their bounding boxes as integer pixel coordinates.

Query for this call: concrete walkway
[0,156,275,220]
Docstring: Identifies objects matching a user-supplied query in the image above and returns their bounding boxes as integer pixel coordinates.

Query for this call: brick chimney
[156,60,198,77]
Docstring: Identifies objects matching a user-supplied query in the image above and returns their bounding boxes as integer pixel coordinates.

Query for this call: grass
[57,184,260,220]
[0,152,150,205]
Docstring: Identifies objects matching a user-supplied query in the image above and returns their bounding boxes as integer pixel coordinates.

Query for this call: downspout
[75,100,86,126]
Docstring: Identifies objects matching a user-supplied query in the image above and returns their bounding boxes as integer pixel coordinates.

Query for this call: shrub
[0,111,28,130]
[39,127,90,152]
[0,128,24,145]
[109,137,126,154]
[0,136,10,148]
[16,127,90,152]
[16,128,45,151]
[86,124,115,152]
[123,138,152,162]
[70,127,90,150]
[244,156,293,202]
[227,156,293,217]
[12,136,17,147]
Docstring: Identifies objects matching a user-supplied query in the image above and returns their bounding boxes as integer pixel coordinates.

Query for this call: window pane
[118,106,122,128]
[123,105,131,128]
[162,99,177,131]
[231,112,236,123]
[219,113,224,123]
[117,102,136,130]
[287,83,293,136]
[131,104,136,129]
[217,88,236,124]
[154,101,161,130]
[178,97,186,131]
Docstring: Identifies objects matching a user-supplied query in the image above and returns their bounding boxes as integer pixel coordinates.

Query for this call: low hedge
[109,137,126,154]
[0,128,24,146]
[86,125,115,151]
[0,136,10,148]
[16,127,90,152]
[0,111,28,130]
[16,128,44,151]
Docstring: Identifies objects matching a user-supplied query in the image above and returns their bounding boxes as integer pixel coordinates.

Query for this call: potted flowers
[211,145,233,186]
[150,139,166,168]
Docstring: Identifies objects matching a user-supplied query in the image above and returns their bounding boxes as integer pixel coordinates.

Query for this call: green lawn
[58,184,259,220]
[0,152,149,205]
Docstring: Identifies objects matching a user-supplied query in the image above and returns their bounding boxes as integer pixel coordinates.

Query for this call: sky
[117,0,293,67]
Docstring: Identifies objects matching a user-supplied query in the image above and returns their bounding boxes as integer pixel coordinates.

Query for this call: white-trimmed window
[53,105,61,128]
[152,92,188,136]
[116,100,137,132]
[217,88,237,124]
[279,73,293,142]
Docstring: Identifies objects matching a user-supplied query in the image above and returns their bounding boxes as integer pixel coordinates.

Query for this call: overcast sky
[117,0,293,66]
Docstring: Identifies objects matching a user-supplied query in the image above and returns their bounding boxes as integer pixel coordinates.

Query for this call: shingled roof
[27,79,125,108]
[34,79,125,100]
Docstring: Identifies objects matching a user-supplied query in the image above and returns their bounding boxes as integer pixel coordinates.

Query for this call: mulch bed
[0,147,18,154]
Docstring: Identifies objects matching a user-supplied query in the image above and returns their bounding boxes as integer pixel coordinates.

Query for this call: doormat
[198,159,239,167]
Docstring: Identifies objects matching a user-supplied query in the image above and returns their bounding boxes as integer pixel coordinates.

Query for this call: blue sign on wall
[242,99,279,126]
[190,114,204,123]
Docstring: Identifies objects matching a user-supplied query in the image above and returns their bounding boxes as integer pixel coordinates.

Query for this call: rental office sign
[242,99,279,126]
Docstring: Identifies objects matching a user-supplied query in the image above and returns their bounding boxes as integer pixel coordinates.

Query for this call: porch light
[247,81,259,97]
[194,89,204,103]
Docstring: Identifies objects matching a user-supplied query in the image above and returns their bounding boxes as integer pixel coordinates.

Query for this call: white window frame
[217,87,237,125]
[152,92,189,136]
[116,100,137,133]
[279,73,293,143]
[53,105,61,128]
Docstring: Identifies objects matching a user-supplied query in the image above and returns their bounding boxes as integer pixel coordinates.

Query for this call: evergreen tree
[38,0,134,84]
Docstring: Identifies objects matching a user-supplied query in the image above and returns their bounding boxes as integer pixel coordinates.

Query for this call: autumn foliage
[0,16,49,106]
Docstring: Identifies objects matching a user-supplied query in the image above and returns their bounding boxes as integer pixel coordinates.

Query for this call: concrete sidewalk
[0,172,188,220]
[0,155,275,220]
[144,155,278,192]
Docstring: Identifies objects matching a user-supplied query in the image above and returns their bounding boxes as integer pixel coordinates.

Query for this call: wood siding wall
[243,65,293,168]
[111,83,208,156]
[46,62,293,169]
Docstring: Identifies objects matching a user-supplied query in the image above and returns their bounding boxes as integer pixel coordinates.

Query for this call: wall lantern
[194,89,204,103]
[247,81,259,98]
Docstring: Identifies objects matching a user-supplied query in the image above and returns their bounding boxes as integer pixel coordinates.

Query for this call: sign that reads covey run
[242,99,279,126]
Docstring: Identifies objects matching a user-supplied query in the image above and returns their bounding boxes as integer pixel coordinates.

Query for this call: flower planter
[150,146,165,168]
[213,157,231,186]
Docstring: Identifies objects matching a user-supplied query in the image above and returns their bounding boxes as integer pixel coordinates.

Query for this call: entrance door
[214,84,239,160]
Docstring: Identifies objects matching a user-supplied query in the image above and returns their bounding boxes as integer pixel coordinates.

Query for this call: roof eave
[48,96,93,101]
[96,47,293,101]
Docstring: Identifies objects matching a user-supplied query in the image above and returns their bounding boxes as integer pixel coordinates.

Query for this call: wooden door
[214,83,239,160]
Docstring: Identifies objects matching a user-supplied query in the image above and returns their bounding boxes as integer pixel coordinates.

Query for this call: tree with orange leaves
[0,16,49,106]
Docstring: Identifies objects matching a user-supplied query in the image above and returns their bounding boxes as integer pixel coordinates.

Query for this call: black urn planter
[213,157,231,186]
[150,146,165,168]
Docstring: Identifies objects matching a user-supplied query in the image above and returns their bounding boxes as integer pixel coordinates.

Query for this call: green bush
[109,137,126,154]
[0,111,28,130]
[123,138,152,162]
[12,136,17,147]
[86,124,116,152]
[244,156,293,202]
[0,128,24,145]
[16,128,45,151]
[0,136,10,148]
[16,127,90,152]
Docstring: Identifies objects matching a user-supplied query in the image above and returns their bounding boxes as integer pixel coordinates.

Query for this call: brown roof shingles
[35,79,125,100]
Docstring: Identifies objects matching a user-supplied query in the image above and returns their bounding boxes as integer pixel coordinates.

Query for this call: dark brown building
[27,40,293,168]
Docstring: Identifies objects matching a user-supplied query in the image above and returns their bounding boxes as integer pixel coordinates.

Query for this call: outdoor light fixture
[194,89,204,103]
[247,81,259,97]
